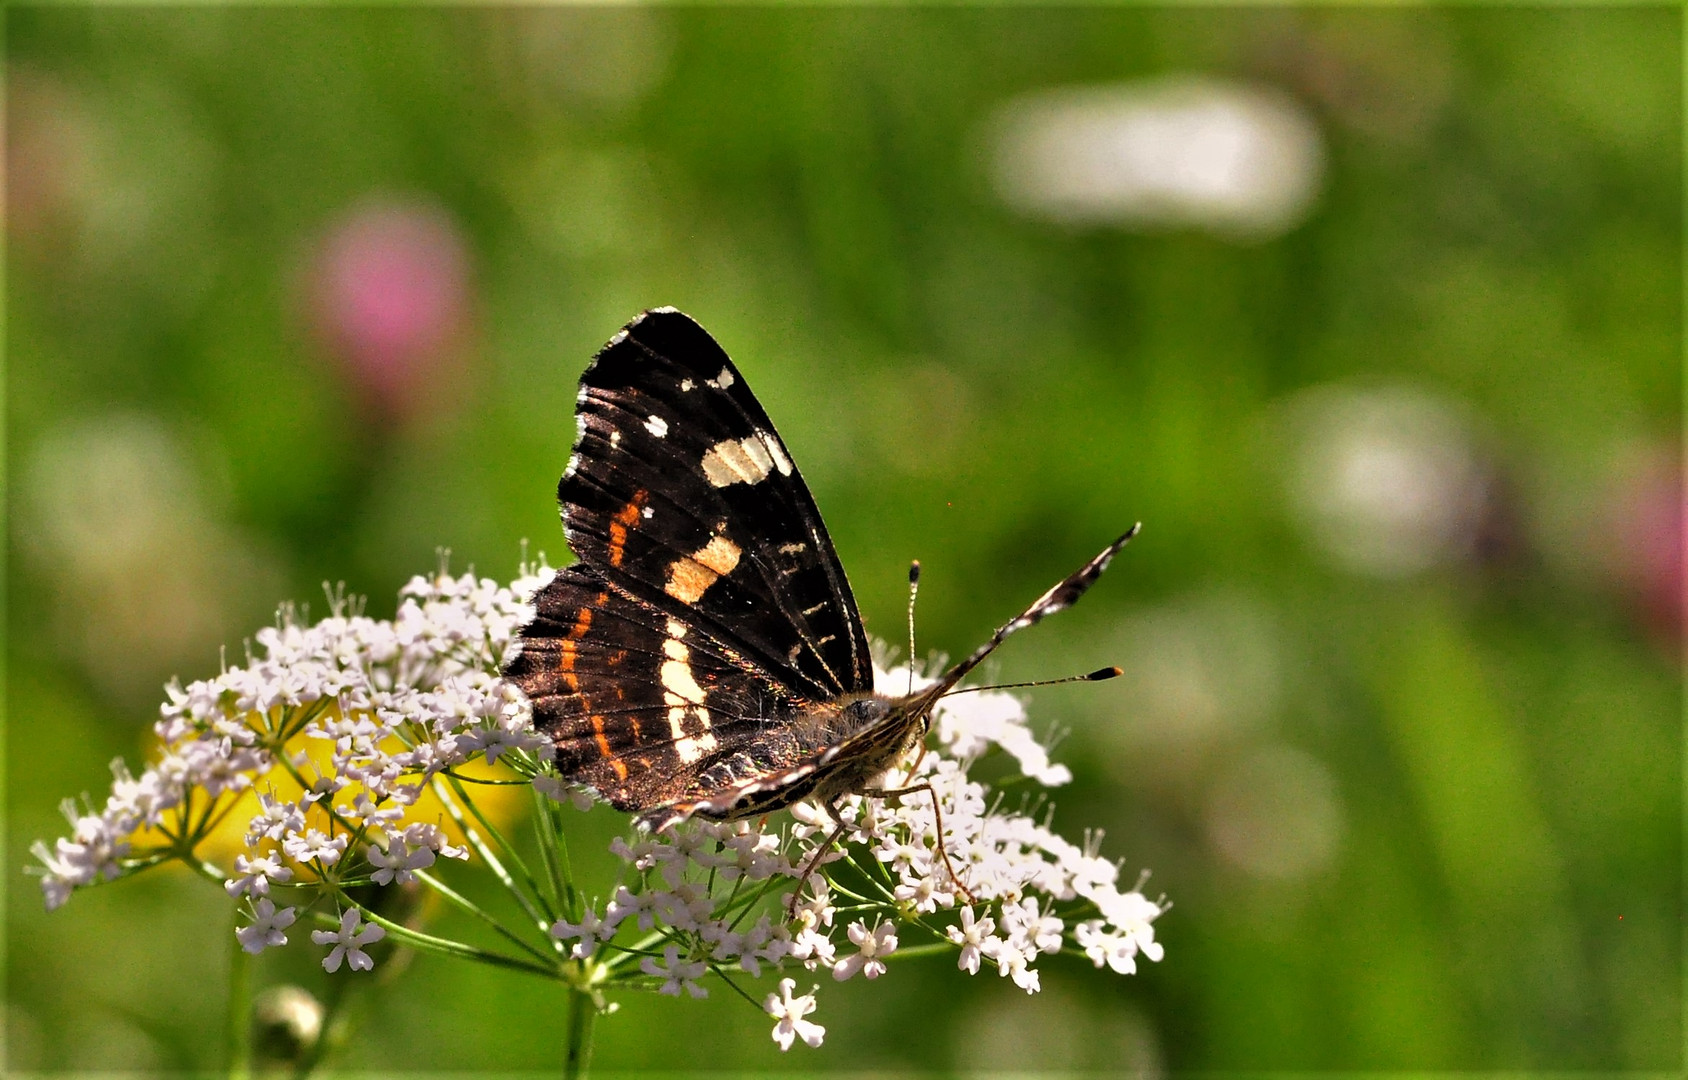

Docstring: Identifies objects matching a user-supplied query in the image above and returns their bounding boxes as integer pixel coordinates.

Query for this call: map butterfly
[505,308,1137,837]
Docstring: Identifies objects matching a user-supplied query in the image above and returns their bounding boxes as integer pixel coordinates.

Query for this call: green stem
[563,987,596,1080]
[411,868,556,966]
[335,903,558,979]
[884,941,954,961]
[532,789,575,919]
[434,774,557,929]
[225,911,252,1080]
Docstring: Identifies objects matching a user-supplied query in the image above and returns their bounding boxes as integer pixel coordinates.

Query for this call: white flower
[765,978,826,1050]
[367,834,433,886]
[945,906,998,975]
[640,944,707,998]
[711,822,786,881]
[602,884,647,932]
[237,898,297,954]
[609,835,663,871]
[1003,896,1063,958]
[311,908,386,973]
[225,853,293,898]
[833,920,897,981]
[550,909,605,959]
[992,940,1042,994]
[535,774,594,811]
[790,926,838,971]
[284,829,349,867]
[1075,919,1146,974]
[1097,889,1166,963]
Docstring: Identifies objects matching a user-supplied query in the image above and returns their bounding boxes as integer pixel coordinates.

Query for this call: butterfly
[505,308,1136,841]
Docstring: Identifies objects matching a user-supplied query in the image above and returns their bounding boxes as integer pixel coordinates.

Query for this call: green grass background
[6,6,1681,1074]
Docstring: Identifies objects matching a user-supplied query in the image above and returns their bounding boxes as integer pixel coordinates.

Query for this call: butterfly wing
[558,308,872,700]
[508,564,822,815]
[507,308,873,815]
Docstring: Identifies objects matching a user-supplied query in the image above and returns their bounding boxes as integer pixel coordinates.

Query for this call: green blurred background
[6,6,1681,1074]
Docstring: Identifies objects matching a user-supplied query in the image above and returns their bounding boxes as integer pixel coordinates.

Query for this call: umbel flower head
[33,560,1167,1055]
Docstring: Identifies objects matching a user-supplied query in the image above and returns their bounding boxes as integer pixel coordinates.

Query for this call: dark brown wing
[507,565,818,814]
[506,308,873,818]
[559,308,873,701]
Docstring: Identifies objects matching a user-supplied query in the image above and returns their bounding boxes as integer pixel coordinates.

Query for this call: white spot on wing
[679,378,695,392]
[660,646,706,705]
[664,535,742,603]
[674,730,718,764]
[659,619,717,764]
[641,506,654,519]
[759,431,793,475]
[706,368,735,390]
[740,434,774,476]
[700,437,776,487]
[609,429,621,446]
[645,415,669,438]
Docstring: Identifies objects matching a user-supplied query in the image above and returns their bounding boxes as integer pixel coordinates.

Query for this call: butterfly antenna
[940,666,1122,698]
[920,524,1141,705]
[906,560,921,697]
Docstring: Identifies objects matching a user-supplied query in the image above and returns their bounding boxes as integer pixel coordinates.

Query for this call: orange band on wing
[555,597,602,692]
[607,492,648,568]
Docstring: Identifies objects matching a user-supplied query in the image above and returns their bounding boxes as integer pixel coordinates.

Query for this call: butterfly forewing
[558,309,872,701]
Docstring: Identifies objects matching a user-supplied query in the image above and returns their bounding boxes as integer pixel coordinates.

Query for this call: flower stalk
[564,986,596,1080]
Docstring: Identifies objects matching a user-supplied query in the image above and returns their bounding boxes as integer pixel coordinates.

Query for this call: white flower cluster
[35,562,1168,1053]
[32,565,555,973]
[544,663,1168,1047]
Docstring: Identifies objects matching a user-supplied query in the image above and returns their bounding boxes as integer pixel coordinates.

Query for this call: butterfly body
[507,308,1133,834]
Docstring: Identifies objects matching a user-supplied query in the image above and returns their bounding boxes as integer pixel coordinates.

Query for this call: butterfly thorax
[792,693,929,802]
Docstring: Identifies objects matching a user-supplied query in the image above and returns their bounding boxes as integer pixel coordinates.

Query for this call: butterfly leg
[786,800,850,921]
[859,781,975,905]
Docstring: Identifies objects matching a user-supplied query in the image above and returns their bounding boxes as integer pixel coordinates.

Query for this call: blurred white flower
[18,414,283,702]
[251,985,325,1063]
[1598,442,1683,639]
[992,76,1324,238]
[1278,384,1491,577]
[1205,745,1343,880]
[505,8,674,114]
[1105,590,1283,765]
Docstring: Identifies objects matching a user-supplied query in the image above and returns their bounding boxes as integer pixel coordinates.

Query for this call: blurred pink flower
[1607,446,1683,640]
[308,198,473,418]
[5,69,96,247]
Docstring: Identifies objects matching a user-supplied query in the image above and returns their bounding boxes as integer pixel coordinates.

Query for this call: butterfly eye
[843,699,889,727]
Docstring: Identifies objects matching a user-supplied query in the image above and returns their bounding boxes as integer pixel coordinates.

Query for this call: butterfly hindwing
[558,308,873,701]
[507,564,819,811]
